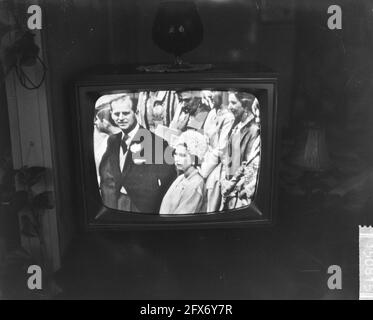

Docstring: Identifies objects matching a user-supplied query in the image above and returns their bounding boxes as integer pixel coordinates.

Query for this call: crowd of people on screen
[94,90,260,214]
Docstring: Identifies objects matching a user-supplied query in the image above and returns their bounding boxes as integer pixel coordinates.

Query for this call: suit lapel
[240,124,251,150]
[121,125,145,178]
[122,148,133,177]
[110,133,122,173]
[239,119,259,161]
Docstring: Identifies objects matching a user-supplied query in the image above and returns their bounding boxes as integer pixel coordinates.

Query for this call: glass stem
[174,56,183,66]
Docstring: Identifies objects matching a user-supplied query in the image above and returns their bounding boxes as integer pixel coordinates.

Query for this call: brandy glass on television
[152,1,203,69]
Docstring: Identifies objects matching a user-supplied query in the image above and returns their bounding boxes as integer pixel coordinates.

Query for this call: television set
[74,65,279,230]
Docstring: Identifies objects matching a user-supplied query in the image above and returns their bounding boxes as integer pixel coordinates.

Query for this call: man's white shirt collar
[119,123,140,177]
[121,123,140,146]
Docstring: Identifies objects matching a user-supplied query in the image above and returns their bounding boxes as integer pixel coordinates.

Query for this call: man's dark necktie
[121,137,128,154]
[120,134,129,172]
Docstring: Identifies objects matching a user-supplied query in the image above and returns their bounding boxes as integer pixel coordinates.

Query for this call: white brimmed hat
[176,130,208,161]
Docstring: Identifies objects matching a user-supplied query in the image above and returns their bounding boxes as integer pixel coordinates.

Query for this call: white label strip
[359,226,373,300]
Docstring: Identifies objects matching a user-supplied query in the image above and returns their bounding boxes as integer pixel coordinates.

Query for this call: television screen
[75,73,278,229]
[93,90,261,215]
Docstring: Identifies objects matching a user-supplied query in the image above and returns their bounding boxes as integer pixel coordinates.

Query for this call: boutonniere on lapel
[130,143,142,154]
[130,142,146,165]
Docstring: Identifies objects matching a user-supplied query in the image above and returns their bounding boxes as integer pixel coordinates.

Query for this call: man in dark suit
[169,90,210,132]
[99,95,177,213]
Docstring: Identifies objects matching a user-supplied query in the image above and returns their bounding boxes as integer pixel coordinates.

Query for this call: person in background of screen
[199,90,235,213]
[94,106,121,181]
[169,90,210,132]
[99,94,176,213]
[159,130,207,215]
[220,91,261,210]
[137,91,179,132]
[137,91,157,131]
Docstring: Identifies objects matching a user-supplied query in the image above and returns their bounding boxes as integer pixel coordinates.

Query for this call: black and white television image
[4,0,372,301]
[93,90,261,215]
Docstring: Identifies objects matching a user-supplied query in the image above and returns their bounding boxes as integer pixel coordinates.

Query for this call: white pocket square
[133,159,146,165]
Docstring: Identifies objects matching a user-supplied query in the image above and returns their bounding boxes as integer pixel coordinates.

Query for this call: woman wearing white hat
[159,130,208,215]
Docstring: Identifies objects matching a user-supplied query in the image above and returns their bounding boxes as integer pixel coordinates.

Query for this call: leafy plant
[0,162,59,299]
[7,166,54,241]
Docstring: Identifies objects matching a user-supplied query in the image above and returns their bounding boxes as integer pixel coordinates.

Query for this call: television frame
[74,72,279,230]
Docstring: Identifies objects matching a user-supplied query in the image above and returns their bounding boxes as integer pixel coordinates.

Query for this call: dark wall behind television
[40,0,373,298]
